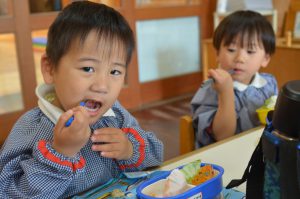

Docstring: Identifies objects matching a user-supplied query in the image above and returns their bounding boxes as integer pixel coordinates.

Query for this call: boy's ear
[41,54,54,84]
[261,54,271,68]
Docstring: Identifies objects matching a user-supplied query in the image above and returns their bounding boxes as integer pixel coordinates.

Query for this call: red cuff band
[38,140,85,172]
[118,128,145,169]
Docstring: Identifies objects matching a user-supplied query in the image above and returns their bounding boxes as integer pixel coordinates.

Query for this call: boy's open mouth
[84,100,102,112]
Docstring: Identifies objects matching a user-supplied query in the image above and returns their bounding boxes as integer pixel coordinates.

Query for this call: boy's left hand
[91,128,133,160]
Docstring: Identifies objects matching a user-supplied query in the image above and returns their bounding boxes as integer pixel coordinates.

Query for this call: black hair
[213,10,275,55]
[46,1,135,67]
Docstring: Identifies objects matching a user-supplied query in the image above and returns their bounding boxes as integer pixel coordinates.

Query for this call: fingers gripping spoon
[201,69,234,88]
[65,102,86,127]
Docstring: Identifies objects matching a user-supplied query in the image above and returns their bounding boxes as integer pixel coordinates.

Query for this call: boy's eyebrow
[78,57,100,63]
[78,57,126,67]
[113,62,126,68]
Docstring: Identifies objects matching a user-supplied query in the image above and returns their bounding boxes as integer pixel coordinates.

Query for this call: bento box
[136,163,224,199]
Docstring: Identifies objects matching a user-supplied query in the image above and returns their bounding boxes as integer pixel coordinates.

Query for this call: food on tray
[190,164,215,185]
[180,160,216,186]
[148,160,217,197]
[111,189,125,197]
[163,169,190,197]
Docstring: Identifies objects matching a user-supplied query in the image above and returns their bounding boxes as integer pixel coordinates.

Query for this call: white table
[159,126,264,192]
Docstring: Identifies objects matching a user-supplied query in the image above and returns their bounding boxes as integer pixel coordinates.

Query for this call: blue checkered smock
[191,73,278,147]
[0,101,163,198]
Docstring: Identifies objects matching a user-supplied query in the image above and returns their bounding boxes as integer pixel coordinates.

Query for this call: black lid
[282,80,300,102]
[272,80,300,138]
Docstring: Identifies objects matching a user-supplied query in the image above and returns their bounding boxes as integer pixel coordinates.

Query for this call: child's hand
[208,68,233,95]
[91,128,133,160]
[52,106,91,157]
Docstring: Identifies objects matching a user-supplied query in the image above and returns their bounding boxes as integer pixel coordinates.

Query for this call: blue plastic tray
[136,163,224,199]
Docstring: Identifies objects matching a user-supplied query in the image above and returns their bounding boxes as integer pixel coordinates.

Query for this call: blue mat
[73,171,245,199]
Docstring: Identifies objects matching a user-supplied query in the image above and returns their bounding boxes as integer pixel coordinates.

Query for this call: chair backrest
[179,115,195,155]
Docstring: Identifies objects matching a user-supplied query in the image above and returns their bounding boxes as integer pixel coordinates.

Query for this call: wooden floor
[130,94,193,161]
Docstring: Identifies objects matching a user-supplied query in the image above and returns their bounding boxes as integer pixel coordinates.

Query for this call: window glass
[136,17,201,82]
[0,33,24,114]
[0,0,12,16]
[28,0,122,13]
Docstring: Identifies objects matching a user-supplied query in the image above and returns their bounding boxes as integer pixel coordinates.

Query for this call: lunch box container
[136,163,224,199]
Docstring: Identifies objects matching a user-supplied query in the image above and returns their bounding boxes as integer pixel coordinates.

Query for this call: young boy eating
[0,2,163,198]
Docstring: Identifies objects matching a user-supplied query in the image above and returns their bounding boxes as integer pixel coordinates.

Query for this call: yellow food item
[111,189,125,197]
[256,95,277,125]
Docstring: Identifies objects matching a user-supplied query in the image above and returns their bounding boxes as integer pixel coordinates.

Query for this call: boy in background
[191,10,278,147]
[0,2,163,198]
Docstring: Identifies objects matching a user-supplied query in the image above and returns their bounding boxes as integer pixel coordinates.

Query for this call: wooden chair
[179,115,195,155]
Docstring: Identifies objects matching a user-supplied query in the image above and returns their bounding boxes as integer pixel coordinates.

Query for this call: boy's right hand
[208,68,233,95]
[52,106,91,157]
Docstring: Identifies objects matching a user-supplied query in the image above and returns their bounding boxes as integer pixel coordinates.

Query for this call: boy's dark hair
[213,10,275,55]
[46,1,135,67]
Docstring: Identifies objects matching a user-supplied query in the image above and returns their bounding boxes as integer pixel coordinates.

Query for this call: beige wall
[273,0,291,36]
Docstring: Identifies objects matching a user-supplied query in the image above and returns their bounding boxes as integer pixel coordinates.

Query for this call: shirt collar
[233,73,267,92]
[35,84,115,124]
